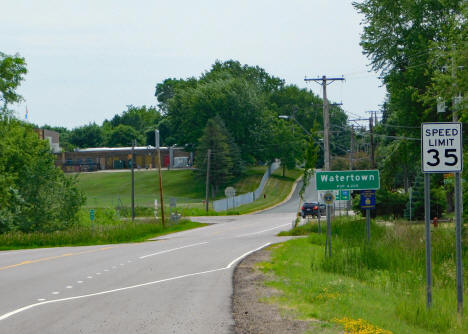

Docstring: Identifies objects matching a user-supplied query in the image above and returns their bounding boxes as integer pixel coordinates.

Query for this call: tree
[106,124,144,147]
[69,123,105,148]
[270,119,304,176]
[0,52,27,114]
[106,105,161,135]
[195,117,236,197]
[403,173,447,220]
[353,0,465,193]
[422,1,468,122]
[0,119,84,232]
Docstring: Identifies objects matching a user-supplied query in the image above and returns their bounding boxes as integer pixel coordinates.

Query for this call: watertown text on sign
[316,170,380,191]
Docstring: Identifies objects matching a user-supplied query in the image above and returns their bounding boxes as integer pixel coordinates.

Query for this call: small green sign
[316,170,380,191]
[90,209,95,221]
[338,190,350,201]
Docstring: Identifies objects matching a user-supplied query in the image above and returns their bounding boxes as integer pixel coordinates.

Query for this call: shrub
[0,119,85,233]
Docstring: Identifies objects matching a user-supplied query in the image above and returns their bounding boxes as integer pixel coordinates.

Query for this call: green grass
[262,217,468,333]
[0,209,207,250]
[76,169,206,208]
[229,168,303,214]
[75,167,302,215]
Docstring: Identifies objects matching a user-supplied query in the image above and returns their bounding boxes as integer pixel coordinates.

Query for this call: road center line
[0,246,117,271]
[139,242,209,259]
[0,242,270,322]
[235,223,291,238]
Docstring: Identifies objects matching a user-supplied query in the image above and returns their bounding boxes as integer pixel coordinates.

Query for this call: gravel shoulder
[232,246,316,334]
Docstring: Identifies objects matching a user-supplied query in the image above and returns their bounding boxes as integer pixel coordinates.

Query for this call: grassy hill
[74,167,302,214]
[76,167,270,208]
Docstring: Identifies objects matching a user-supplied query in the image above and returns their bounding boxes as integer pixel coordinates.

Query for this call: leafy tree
[0,119,84,232]
[354,0,465,193]
[195,117,236,197]
[403,173,447,220]
[155,77,198,113]
[0,52,27,114]
[299,124,320,200]
[200,59,284,93]
[69,123,105,148]
[167,77,267,162]
[106,105,161,135]
[106,124,144,147]
[422,1,467,122]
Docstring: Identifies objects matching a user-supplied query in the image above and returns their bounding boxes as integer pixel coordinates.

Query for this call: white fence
[212,161,280,212]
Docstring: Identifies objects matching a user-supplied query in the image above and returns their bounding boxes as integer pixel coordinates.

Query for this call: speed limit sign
[422,122,462,173]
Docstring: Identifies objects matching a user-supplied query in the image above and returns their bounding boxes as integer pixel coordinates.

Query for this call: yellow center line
[0,246,118,271]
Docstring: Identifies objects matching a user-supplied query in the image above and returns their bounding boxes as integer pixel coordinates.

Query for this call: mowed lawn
[75,167,270,208]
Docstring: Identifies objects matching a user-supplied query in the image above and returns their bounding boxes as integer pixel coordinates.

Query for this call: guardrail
[212,161,280,212]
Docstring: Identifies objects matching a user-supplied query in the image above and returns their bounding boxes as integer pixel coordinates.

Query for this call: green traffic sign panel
[316,170,380,191]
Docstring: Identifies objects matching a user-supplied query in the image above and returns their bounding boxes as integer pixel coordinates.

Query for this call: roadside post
[323,191,335,257]
[360,190,376,241]
[225,187,236,211]
[421,122,463,313]
[90,209,95,231]
[316,170,380,258]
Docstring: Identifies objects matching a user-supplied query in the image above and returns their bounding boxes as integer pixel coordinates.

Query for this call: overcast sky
[1,0,386,129]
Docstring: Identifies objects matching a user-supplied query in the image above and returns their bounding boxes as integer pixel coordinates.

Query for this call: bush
[0,119,85,232]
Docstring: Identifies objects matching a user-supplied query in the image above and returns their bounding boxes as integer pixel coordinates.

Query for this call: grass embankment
[76,167,302,215]
[0,209,207,250]
[265,217,468,333]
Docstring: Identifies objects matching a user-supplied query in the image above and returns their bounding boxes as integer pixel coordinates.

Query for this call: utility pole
[305,75,345,170]
[349,125,354,170]
[155,130,165,227]
[205,149,211,212]
[131,140,135,222]
[369,116,375,168]
[451,48,463,318]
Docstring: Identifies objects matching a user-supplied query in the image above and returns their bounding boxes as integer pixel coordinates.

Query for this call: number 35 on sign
[422,122,463,173]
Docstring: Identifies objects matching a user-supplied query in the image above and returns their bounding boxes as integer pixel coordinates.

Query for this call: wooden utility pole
[369,116,375,168]
[205,149,211,212]
[349,125,354,170]
[305,75,345,171]
[131,140,135,222]
[155,130,165,227]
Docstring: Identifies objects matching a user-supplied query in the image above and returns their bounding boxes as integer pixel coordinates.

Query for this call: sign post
[323,192,335,258]
[360,190,376,241]
[421,122,463,313]
[316,170,380,258]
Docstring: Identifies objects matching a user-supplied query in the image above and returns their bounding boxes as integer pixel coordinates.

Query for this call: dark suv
[301,202,320,218]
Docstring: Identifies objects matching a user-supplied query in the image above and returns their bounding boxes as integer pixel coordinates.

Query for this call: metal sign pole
[455,172,463,316]
[366,208,371,242]
[424,173,433,309]
[317,214,321,234]
[326,205,332,257]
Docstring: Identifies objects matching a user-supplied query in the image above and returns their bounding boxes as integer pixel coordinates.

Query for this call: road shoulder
[232,245,313,334]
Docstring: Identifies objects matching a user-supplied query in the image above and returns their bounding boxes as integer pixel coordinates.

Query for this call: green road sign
[89,209,95,221]
[316,170,380,191]
[338,190,350,200]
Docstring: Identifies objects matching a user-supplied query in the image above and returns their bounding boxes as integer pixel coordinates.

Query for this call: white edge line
[236,223,291,238]
[0,242,271,322]
[227,242,271,268]
[139,241,209,259]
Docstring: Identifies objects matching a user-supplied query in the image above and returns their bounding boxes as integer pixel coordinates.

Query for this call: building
[35,128,61,153]
[56,146,192,172]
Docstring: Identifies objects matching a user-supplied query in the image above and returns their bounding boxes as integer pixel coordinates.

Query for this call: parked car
[301,202,320,218]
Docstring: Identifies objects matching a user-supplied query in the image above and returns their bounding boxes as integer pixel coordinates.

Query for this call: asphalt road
[0,179,315,334]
